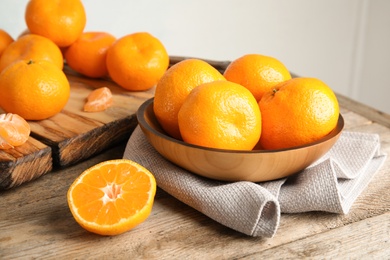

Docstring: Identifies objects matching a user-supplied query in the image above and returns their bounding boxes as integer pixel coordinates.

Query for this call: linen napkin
[123,126,387,238]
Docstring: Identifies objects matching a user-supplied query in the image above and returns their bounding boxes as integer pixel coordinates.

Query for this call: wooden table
[1,73,390,259]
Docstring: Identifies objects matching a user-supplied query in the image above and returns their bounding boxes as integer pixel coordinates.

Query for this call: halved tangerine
[67,159,157,236]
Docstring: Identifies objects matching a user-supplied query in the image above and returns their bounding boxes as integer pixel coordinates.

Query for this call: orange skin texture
[106,32,169,91]
[153,59,226,140]
[178,80,262,150]
[65,32,116,78]
[0,29,14,58]
[0,34,63,73]
[258,77,340,150]
[0,59,70,121]
[25,0,86,47]
[224,54,291,102]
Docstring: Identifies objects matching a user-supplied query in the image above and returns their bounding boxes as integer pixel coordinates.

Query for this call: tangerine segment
[83,87,113,112]
[67,159,157,236]
[0,113,31,150]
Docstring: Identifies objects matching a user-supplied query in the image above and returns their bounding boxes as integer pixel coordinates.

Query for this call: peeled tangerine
[83,87,113,112]
[0,113,31,149]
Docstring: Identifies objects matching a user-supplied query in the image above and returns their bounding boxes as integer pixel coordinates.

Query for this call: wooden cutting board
[0,66,154,190]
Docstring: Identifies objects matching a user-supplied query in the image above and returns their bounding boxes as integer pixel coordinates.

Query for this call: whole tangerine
[0,59,70,121]
[65,32,116,78]
[25,0,86,47]
[153,59,226,139]
[223,54,291,101]
[0,34,63,73]
[106,32,169,91]
[258,77,339,150]
[178,80,261,150]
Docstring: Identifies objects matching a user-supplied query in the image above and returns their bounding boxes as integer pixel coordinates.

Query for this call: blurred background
[2,0,390,113]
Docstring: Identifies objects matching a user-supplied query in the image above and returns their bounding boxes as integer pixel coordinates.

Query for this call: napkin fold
[123,126,387,238]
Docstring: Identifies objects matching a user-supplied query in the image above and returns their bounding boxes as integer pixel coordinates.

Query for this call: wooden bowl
[136,98,344,182]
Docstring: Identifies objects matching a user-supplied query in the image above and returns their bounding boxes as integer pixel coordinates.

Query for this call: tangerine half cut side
[67,159,157,236]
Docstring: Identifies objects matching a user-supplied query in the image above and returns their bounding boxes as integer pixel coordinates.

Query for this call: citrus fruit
[154,59,226,139]
[25,0,86,47]
[223,54,291,101]
[0,59,70,121]
[258,77,340,150]
[67,159,157,236]
[65,32,116,78]
[84,87,113,112]
[0,34,63,73]
[178,80,261,150]
[0,29,14,58]
[0,113,31,150]
[106,32,169,91]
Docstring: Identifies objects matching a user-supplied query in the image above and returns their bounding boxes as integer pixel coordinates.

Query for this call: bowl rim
[136,98,344,154]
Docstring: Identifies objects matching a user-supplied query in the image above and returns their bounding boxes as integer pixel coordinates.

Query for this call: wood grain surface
[0,66,154,190]
[0,58,389,259]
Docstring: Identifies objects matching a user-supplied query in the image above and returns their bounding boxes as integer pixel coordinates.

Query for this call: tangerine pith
[67,159,157,236]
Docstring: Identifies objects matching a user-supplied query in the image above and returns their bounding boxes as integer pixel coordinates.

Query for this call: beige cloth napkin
[123,126,387,238]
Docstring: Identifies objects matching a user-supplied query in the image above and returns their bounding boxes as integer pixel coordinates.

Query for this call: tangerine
[67,159,157,236]
[0,113,31,150]
[83,87,113,112]
[0,29,14,58]
[223,54,291,101]
[25,0,86,47]
[0,34,63,73]
[154,59,226,139]
[65,32,116,78]
[178,80,261,150]
[106,32,169,91]
[0,59,70,121]
[259,77,339,150]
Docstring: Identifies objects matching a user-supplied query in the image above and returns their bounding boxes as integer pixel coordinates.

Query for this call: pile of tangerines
[154,56,339,151]
[0,0,340,236]
[0,0,169,149]
[0,0,339,152]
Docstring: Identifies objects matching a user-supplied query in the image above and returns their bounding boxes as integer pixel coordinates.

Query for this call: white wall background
[2,0,390,113]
